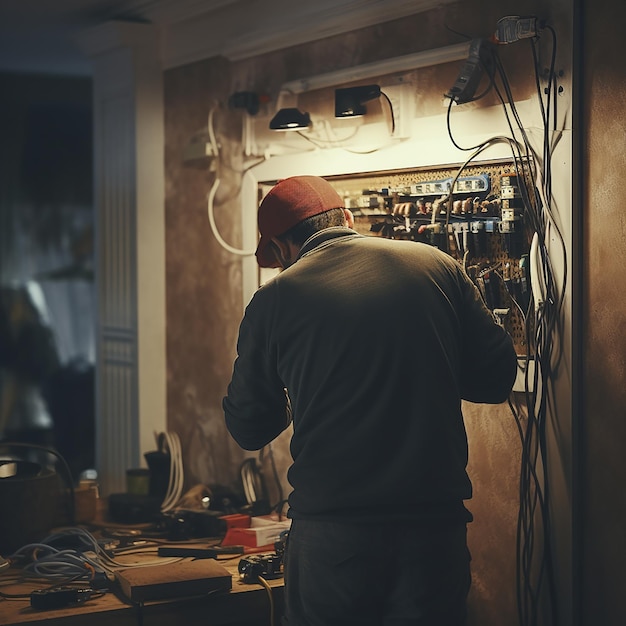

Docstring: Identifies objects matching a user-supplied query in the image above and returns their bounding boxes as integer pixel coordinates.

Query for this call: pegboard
[325,159,534,355]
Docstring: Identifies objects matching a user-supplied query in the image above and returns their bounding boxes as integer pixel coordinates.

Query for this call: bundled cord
[446,20,565,626]
[9,527,181,581]
[204,101,263,257]
[3,526,184,614]
[9,528,113,583]
[509,25,563,626]
[157,431,185,512]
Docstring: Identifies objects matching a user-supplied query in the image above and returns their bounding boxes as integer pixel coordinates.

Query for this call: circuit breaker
[325,160,532,355]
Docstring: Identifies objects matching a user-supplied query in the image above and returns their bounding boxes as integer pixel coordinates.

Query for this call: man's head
[256,176,352,268]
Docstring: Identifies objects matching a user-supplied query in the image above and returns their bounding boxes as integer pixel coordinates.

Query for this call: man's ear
[270,237,291,269]
[343,208,355,229]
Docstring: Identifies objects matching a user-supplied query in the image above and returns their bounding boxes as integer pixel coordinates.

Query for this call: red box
[219,513,251,530]
[221,517,291,549]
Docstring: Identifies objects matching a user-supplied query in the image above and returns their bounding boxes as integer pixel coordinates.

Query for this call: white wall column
[80,22,166,494]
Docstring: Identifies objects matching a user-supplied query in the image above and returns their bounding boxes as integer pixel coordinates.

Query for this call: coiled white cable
[205,101,256,257]
[158,431,185,512]
[206,177,257,256]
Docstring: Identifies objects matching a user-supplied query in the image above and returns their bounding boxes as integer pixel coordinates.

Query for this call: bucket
[0,460,67,554]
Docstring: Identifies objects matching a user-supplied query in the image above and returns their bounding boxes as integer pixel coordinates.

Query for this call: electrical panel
[325,159,533,355]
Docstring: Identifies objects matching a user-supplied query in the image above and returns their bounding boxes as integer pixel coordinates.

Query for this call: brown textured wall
[164,57,249,492]
[582,0,626,623]
[465,401,521,624]
[163,2,567,624]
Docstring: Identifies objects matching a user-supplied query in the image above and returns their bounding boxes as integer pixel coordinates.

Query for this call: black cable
[443,22,472,41]
[494,267,527,320]
[518,402,534,625]
[491,71,540,234]
[434,29,565,626]
[535,25,568,322]
[446,59,541,244]
[380,90,396,136]
[534,32,564,626]
[487,25,564,626]
[445,97,491,152]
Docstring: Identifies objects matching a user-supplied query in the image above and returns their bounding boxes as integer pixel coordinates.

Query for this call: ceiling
[0,0,453,77]
[0,0,237,76]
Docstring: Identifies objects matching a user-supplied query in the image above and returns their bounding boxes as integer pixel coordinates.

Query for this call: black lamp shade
[335,85,381,117]
[269,108,311,131]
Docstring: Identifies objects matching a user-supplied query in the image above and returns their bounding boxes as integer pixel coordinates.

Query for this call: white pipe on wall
[279,41,471,95]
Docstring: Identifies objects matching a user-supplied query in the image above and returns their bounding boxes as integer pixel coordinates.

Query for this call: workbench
[0,549,284,626]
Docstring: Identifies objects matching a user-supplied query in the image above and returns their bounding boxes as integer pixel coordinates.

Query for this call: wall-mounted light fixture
[269,107,311,131]
[335,84,381,117]
[261,42,471,142]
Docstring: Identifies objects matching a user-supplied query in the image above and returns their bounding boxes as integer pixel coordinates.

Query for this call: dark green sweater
[223,228,517,524]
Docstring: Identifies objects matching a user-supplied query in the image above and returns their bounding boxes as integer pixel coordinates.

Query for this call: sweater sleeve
[223,285,291,451]
[457,269,518,404]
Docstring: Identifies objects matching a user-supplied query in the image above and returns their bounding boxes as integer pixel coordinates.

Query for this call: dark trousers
[283,518,471,626]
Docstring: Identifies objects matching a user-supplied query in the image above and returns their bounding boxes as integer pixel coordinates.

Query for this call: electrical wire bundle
[445,19,566,626]
[157,431,185,512]
[6,527,176,580]
[0,526,187,614]
[8,528,109,584]
[204,100,265,258]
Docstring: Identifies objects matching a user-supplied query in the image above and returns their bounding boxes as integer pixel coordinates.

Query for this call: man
[223,175,517,626]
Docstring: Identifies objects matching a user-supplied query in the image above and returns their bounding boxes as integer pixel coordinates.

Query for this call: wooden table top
[0,542,284,626]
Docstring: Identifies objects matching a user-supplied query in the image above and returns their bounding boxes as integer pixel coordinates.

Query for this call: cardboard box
[115,558,232,602]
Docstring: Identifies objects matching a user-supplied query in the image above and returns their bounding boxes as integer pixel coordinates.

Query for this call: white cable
[529,232,546,313]
[159,431,185,512]
[14,528,183,578]
[206,177,257,256]
[207,102,220,156]
[205,101,256,256]
[162,432,183,511]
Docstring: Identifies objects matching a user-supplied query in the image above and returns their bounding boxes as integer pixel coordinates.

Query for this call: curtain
[0,73,95,478]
